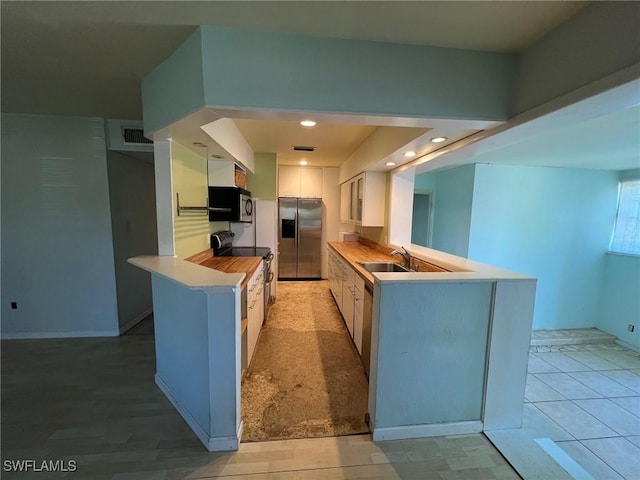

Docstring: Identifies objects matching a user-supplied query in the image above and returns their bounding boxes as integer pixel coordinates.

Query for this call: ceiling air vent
[123,127,153,145]
[293,145,315,152]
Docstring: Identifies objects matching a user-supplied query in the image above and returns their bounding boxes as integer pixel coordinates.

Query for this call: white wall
[106,151,158,332]
[388,168,415,248]
[321,168,349,278]
[1,114,119,338]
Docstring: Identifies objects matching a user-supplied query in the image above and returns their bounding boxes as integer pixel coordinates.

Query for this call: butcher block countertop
[329,239,453,285]
[328,241,403,285]
[185,248,262,290]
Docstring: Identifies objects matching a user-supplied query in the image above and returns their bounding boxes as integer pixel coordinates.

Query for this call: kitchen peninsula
[128,254,246,451]
[129,238,536,451]
[328,240,536,440]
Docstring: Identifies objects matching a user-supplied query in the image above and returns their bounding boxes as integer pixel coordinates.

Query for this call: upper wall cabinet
[208,160,247,188]
[278,166,323,198]
[340,172,386,227]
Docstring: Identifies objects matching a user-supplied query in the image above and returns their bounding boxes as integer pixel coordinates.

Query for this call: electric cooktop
[211,230,272,259]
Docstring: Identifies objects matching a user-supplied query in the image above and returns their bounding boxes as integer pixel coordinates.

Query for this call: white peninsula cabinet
[278,166,323,198]
[340,172,386,226]
[328,248,365,354]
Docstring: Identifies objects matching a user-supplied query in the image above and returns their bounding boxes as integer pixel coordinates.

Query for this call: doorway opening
[411,191,433,248]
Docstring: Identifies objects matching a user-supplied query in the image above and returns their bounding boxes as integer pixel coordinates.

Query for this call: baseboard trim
[373,420,482,442]
[1,329,120,340]
[615,338,640,353]
[155,374,240,452]
[119,307,153,335]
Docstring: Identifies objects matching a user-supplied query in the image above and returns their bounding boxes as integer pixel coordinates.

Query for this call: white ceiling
[233,120,378,168]
[413,79,640,174]
[3,1,637,173]
[468,105,640,171]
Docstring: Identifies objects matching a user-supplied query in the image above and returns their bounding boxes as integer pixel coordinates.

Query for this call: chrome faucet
[391,246,411,268]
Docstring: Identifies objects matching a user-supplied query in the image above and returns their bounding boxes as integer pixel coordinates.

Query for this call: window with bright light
[610,179,640,255]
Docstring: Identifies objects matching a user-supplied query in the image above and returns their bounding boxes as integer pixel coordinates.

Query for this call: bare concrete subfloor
[241,280,370,442]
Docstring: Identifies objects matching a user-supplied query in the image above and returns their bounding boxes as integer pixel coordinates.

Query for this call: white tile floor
[525,343,640,479]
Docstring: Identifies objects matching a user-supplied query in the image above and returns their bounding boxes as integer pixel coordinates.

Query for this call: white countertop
[128,255,245,290]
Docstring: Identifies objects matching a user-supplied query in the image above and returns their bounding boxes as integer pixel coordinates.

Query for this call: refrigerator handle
[295,211,299,248]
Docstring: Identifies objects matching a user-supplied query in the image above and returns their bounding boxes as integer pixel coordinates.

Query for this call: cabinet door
[328,252,337,296]
[360,172,386,226]
[340,182,351,223]
[330,253,343,310]
[353,275,365,354]
[350,179,358,223]
[342,284,354,337]
[341,264,354,337]
[300,167,323,198]
[246,269,261,365]
[278,165,300,197]
[356,176,364,223]
[257,277,265,328]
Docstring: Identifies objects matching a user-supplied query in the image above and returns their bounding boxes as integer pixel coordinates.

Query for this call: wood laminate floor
[1,315,519,479]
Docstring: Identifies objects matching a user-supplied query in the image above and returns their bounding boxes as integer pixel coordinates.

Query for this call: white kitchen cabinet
[246,267,264,366]
[328,249,343,311]
[353,274,365,354]
[278,166,323,198]
[341,260,354,337]
[340,182,351,223]
[328,246,366,355]
[340,172,386,226]
[278,166,300,197]
[300,167,323,198]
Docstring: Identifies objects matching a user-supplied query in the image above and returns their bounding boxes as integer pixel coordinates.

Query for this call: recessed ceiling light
[431,137,447,143]
[385,162,396,166]
[299,160,308,166]
[403,151,416,158]
[300,120,316,127]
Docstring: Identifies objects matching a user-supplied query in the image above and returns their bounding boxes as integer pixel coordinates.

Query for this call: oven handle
[264,271,274,284]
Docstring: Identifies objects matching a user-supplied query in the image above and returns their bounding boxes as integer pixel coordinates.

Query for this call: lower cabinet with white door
[246,266,264,367]
[328,246,366,358]
[328,248,343,311]
[352,274,365,354]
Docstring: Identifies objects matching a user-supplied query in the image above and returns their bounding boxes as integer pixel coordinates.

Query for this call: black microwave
[208,186,253,223]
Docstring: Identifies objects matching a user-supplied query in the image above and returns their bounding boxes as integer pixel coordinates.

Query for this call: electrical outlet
[11,302,17,310]
[628,324,635,333]
[206,234,211,245]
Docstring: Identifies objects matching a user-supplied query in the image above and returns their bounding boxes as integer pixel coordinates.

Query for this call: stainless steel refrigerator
[278,197,322,279]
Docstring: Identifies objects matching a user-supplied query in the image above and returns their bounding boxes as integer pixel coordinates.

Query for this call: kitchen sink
[358,261,410,273]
